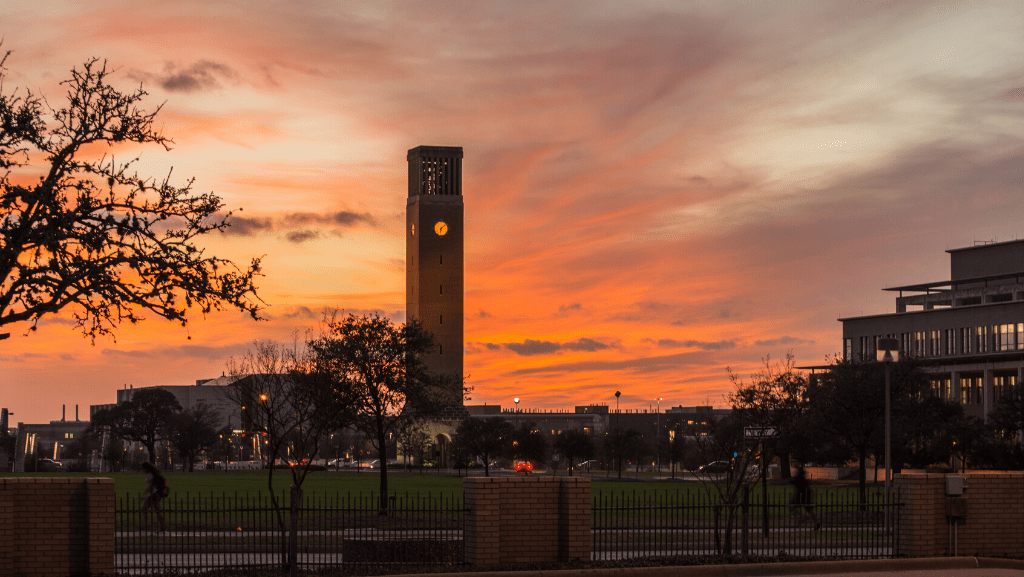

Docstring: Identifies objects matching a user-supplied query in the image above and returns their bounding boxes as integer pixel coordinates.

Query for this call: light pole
[877,337,900,533]
[656,398,663,474]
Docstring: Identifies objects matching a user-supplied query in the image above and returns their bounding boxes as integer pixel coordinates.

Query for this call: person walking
[140,461,167,532]
[790,464,821,530]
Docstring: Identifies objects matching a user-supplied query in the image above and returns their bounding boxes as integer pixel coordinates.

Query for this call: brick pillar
[0,479,12,577]
[895,473,949,558]
[558,477,591,561]
[87,478,116,576]
[463,476,592,567]
[0,477,115,576]
[464,477,501,566]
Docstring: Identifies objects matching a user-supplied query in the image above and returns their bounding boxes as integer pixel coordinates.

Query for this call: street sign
[744,426,778,439]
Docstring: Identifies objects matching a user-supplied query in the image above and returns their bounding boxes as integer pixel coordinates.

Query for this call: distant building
[841,239,1024,419]
[13,405,90,472]
[98,376,240,431]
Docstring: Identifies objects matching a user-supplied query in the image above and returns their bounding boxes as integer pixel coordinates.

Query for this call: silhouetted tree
[729,354,808,479]
[309,312,463,513]
[166,404,221,472]
[0,49,261,342]
[554,429,595,475]
[396,424,431,469]
[513,421,548,467]
[802,356,929,503]
[453,417,514,477]
[90,388,182,462]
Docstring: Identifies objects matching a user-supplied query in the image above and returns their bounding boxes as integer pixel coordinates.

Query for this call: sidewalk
[417,558,1024,577]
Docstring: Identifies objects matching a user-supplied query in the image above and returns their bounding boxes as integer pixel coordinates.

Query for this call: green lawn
[2,470,883,505]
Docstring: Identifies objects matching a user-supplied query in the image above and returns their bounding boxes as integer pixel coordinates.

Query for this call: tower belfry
[406,146,464,402]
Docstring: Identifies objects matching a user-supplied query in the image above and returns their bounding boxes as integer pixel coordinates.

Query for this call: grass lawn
[3,470,883,506]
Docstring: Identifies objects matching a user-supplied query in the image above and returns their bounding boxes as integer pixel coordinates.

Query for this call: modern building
[13,405,90,472]
[841,239,1024,419]
[406,145,464,400]
[97,376,240,430]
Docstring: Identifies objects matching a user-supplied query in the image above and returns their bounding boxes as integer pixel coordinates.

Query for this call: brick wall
[0,477,115,577]
[895,471,1024,558]
[464,476,591,566]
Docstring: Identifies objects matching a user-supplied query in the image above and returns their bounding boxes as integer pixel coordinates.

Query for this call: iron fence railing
[592,487,901,559]
[115,490,466,574]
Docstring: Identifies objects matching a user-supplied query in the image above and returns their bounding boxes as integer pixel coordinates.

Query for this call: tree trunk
[858,446,868,506]
[377,428,389,516]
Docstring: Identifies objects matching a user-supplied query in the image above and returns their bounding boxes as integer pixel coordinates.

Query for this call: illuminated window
[960,375,982,405]
[976,327,988,353]
[994,374,1016,401]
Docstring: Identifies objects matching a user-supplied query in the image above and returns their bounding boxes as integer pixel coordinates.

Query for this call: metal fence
[593,487,901,560]
[116,490,466,574]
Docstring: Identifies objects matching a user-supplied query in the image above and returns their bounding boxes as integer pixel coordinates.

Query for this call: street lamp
[877,337,900,532]
[656,398,663,474]
[514,397,520,429]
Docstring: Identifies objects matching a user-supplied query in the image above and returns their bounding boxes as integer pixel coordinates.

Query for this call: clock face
[434,221,449,236]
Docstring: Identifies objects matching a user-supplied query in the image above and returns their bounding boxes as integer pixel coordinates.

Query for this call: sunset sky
[3,1,1024,425]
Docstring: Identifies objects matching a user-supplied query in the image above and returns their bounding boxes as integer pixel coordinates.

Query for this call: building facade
[841,239,1024,419]
[406,145,464,395]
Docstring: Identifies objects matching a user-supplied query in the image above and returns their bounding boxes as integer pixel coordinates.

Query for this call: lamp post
[876,337,900,533]
[656,398,663,474]
[514,397,520,429]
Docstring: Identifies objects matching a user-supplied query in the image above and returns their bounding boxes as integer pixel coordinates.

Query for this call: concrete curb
[412,557,1024,577]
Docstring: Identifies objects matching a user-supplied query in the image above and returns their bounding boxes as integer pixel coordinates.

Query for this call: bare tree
[0,49,261,342]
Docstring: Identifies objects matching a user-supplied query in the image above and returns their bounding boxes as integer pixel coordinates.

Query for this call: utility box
[946,475,967,496]
[946,496,967,518]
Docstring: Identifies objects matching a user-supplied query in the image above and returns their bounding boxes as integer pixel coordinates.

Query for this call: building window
[439,344,442,355]
[929,330,940,356]
[976,326,988,353]
[440,284,443,295]
[440,254,443,265]
[960,375,982,405]
[961,328,972,354]
[914,331,926,357]
[1018,323,1024,350]
[945,329,955,355]
[901,333,910,355]
[844,338,852,361]
[994,374,1016,401]
[439,314,443,325]
[929,377,951,401]
[996,324,1015,351]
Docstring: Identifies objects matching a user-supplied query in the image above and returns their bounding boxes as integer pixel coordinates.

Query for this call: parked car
[515,461,533,474]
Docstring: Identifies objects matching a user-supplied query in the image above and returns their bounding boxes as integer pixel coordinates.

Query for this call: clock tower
[406,146,463,403]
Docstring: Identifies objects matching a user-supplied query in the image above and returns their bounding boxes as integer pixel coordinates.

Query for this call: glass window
[914,331,926,357]
[961,328,972,354]
[994,374,1017,401]
[945,329,955,355]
